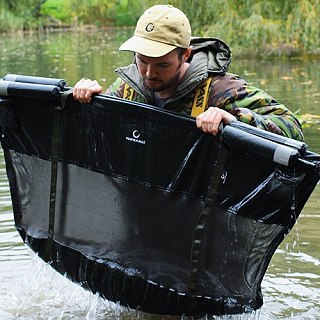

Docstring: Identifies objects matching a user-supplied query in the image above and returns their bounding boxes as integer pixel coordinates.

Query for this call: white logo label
[132,130,140,139]
[126,130,146,144]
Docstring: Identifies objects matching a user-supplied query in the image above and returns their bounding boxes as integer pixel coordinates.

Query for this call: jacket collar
[115,37,232,101]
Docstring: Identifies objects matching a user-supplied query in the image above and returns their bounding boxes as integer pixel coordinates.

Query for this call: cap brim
[119,36,176,57]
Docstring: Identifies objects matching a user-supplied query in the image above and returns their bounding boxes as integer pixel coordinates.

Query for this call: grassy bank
[1,0,319,56]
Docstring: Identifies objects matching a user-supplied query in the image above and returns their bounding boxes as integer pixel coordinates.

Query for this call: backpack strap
[191,77,213,117]
[123,82,135,100]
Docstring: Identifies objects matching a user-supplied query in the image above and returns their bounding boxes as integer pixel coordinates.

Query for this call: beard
[141,62,184,93]
[142,73,181,93]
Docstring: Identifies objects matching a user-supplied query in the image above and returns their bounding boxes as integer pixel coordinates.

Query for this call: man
[73,4,304,141]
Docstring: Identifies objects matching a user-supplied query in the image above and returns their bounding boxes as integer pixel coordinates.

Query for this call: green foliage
[67,0,114,26]
[0,6,24,31]
[40,0,73,23]
[108,0,148,26]
[171,0,320,55]
[285,0,320,49]
[0,0,45,31]
[0,0,319,55]
[40,0,156,26]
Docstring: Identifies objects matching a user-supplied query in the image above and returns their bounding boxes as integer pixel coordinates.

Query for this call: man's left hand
[196,107,236,135]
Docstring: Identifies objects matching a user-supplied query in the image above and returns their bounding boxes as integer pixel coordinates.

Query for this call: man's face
[135,50,185,93]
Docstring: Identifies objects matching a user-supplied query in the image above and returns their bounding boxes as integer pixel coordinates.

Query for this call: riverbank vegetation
[1,0,319,55]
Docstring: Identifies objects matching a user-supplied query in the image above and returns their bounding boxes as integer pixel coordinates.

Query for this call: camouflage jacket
[107,37,304,141]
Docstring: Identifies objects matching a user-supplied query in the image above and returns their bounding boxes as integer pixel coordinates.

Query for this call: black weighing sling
[0,75,319,316]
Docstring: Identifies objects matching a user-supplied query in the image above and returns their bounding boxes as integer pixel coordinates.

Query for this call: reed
[0,0,42,32]
[0,8,24,32]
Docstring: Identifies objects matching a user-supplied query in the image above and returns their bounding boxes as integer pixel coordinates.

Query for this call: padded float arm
[224,122,319,171]
[0,80,61,100]
[3,74,66,89]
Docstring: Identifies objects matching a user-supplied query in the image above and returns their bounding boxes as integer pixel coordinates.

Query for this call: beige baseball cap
[119,5,191,57]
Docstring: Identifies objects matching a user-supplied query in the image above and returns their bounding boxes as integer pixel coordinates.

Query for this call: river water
[0,29,319,320]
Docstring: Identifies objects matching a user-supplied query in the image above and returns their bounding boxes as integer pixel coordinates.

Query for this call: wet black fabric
[1,78,319,316]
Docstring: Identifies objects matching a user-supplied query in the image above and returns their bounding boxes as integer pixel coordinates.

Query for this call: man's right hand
[73,78,102,103]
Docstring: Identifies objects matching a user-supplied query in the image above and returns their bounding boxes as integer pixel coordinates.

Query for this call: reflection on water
[0,29,134,88]
[0,30,319,319]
